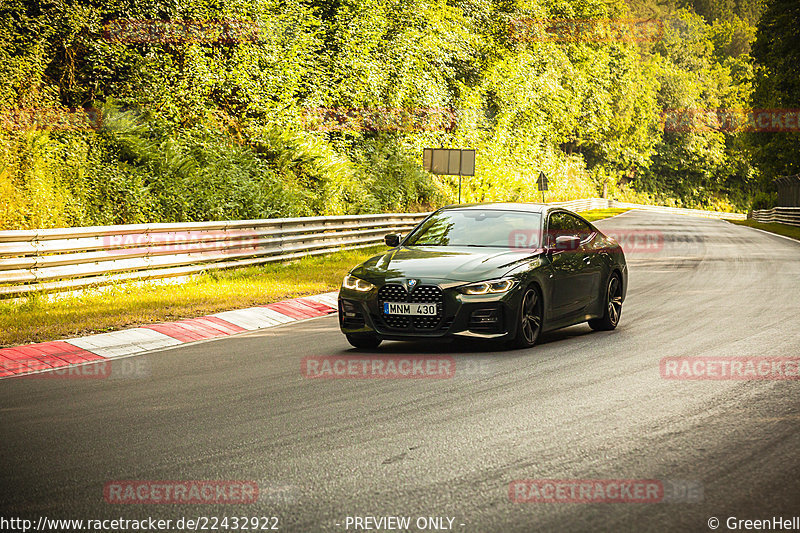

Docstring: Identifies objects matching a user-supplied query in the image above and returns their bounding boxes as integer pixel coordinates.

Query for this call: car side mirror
[384,233,401,247]
[554,235,580,251]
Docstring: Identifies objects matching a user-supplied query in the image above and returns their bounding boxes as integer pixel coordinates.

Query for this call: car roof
[436,202,597,228]
[439,202,552,214]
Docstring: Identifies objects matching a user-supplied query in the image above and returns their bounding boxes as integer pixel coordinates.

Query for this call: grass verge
[0,209,626,347]
[578,208,630,222]
[0,247,384,347]
[726,219,800,241]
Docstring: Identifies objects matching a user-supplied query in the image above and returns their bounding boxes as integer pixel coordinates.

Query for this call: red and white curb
[0,292,339,379]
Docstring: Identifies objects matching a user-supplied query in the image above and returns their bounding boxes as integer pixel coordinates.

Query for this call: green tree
[748,0,800,181]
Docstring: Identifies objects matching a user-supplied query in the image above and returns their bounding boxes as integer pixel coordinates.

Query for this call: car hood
[351,245,543,284]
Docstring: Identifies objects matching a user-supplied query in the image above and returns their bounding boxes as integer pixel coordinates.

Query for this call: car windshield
[404,209,542,248]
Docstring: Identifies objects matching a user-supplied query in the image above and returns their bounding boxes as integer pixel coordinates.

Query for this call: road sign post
[458,150,462,204]
[537,171,548,203]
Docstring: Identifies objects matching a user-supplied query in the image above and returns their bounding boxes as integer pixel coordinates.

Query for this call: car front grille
[377,283,444,330]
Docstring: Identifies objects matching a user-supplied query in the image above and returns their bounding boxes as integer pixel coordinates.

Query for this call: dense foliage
[748,0,800,181]
[0,0,785,229]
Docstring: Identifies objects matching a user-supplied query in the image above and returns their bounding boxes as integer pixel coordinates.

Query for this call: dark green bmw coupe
[338,203,627,349]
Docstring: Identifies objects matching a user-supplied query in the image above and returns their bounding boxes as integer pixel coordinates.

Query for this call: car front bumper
[338,282,523,342]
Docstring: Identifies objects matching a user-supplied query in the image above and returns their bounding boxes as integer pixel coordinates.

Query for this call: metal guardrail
[551,198,747,220]
[0,198,747,298]
[749,206,800,227]
[0,214,429,297]
[610,200,746,220]
[548,198,610,212]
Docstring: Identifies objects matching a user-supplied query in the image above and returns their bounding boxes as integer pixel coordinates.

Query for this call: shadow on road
[338,323,597,356]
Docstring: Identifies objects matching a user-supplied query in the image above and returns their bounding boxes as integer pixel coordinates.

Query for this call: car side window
[546,212,569,246]
[564,213,594,241]
[547,212,594,245]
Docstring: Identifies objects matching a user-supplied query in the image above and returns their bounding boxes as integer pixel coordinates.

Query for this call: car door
[563,213,602,311]
[546,211,585,319]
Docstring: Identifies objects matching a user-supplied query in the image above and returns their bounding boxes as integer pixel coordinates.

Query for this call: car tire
[588,273,622,331]
[346,334,382,349]
[511,286,543,349]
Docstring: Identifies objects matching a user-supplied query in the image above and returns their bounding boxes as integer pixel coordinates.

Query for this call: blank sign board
[423,148,475,176]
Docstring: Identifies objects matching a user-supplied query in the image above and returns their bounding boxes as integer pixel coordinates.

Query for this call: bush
[751,191,777,211]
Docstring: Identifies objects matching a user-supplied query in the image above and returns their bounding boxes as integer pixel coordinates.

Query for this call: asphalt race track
[2,209,799,532]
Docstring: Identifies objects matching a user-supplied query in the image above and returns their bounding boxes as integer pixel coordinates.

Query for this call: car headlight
[342,274,375,292]
[457,279,517,295]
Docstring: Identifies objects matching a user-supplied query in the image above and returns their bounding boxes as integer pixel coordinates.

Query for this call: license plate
[383,302,437,316]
